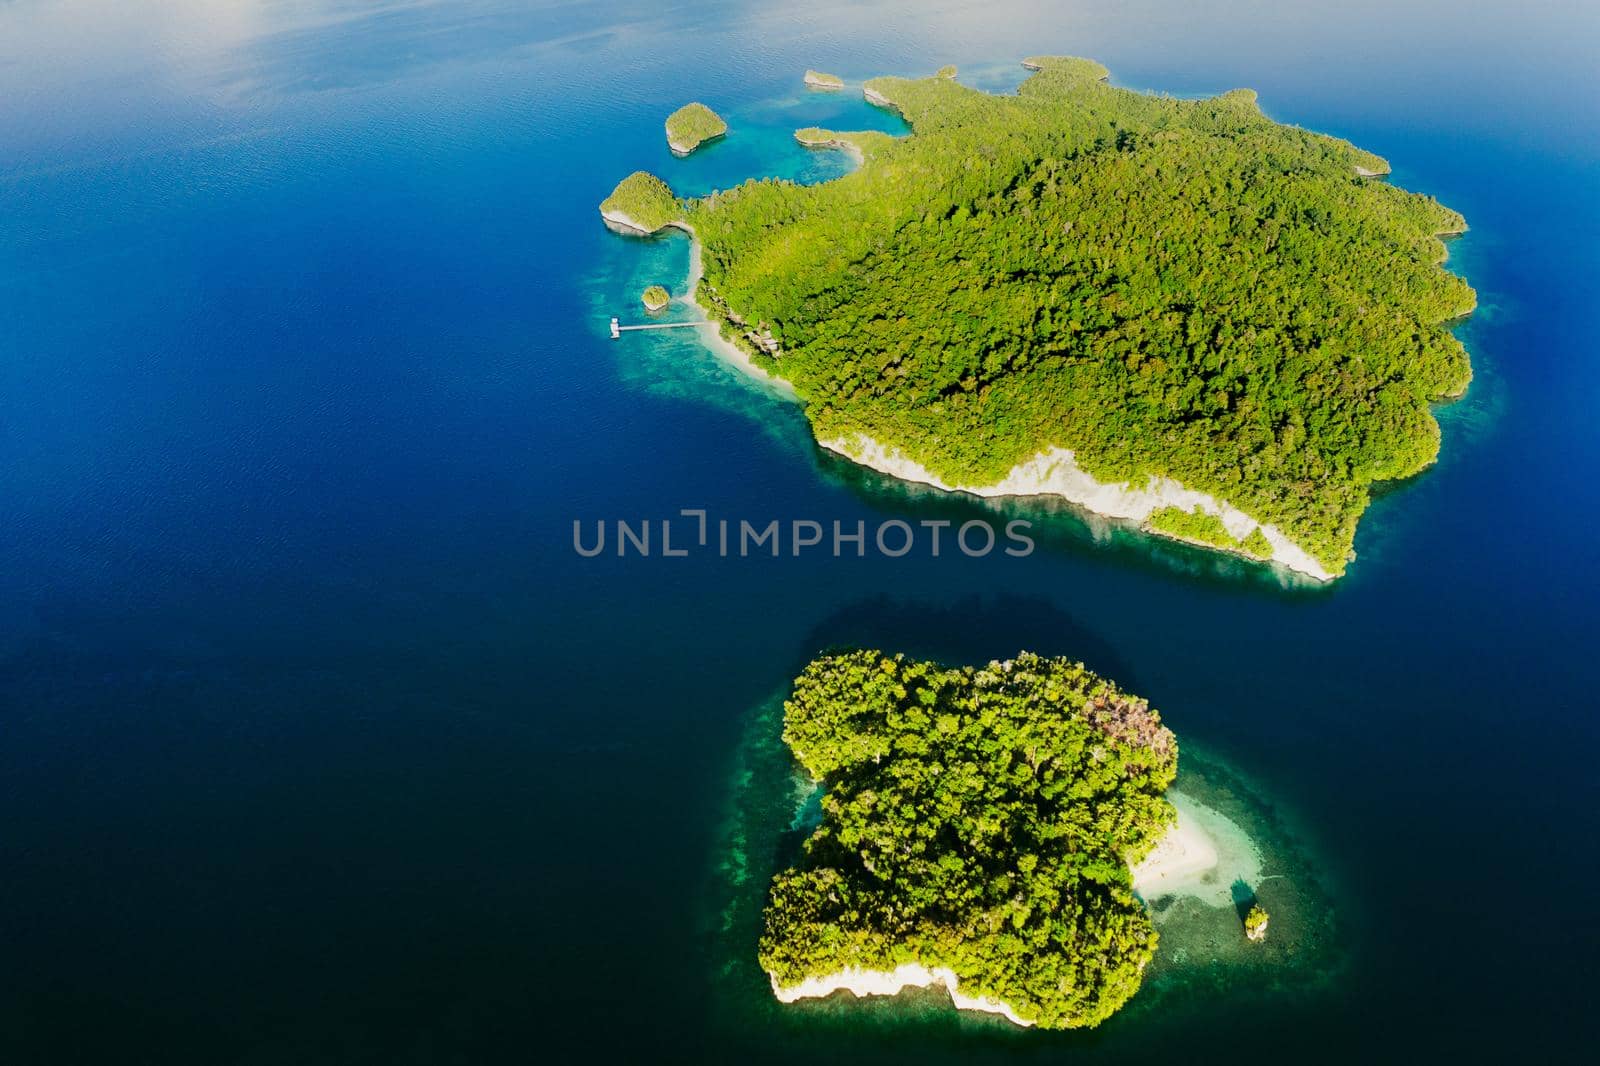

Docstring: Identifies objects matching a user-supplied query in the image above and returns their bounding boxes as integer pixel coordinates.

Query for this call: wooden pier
[609,317,709,339]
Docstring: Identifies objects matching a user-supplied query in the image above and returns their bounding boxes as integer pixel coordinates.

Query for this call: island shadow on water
[702,595,1347,1053]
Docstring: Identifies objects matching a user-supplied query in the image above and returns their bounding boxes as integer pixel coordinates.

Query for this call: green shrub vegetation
[599,171,682,232]
[761,649,1179,1029]
[1241,526,1273,558]
[641,285,670,311]
[1146,505,1244,550]
[936,64,957,79]
[612,57,1474,575]
[665,102,728,155]
[805,70,844,89]
[1145,505,1280,559]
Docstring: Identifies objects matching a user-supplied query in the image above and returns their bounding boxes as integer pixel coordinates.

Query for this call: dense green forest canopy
[603,57,1475,574]
[761,650,1179,1029]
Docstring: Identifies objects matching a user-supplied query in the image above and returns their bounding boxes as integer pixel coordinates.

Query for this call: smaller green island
[762,650,1181,1029]
[1245,904,1271,943]
[598,171,680,235]
[1019,55,1099,75]
[803,69,844,90]
[664,102,728,157]
[641,285,670,312]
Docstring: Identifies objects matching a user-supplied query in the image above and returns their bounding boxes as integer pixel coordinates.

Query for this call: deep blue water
[2,2,1598,1063]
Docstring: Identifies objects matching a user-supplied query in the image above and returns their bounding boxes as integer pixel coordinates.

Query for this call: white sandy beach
[820,434,1334,581]
[1131,790,1263,906]
[599,208,652,236]
[682,233,798,397]
[1131,800,1220,899]
[771,964,1034,1027]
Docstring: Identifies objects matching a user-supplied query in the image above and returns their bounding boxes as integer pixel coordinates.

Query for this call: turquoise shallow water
[2,2,1598,1062]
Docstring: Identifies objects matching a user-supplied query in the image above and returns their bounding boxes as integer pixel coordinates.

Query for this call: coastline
[668,131,725,157]
[598,209,796,395]
[820,434,1335,582]
[1141,523,1273,569]
[1132,809,1217,898]
[794,130,865,166]
[771,964,1034,1027]
[683,228,798,397]
[770,790,1254,1026]
[599,208,653,236]
[1133,789,1264,906]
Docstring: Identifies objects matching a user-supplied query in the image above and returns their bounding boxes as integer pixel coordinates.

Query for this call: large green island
[762,650,1179,1029]
[599,57,1476,579]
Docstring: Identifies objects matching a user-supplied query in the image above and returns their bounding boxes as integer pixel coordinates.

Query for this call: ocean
[2,1,1597,1062]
